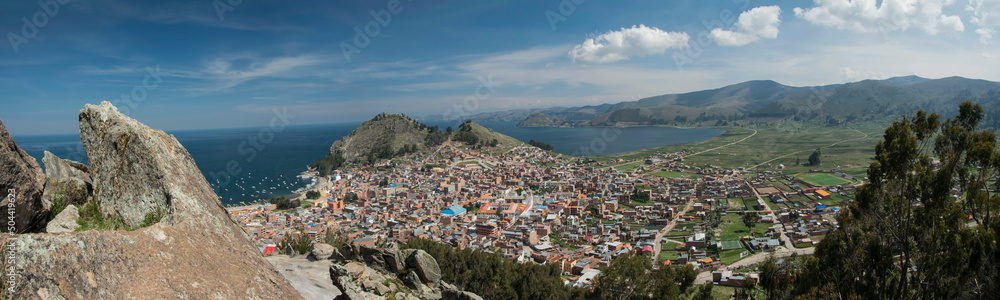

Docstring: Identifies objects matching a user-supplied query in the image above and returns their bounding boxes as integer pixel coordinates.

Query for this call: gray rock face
[323,245,481,300]
[329,264,379,300]
[310,243,336,260]
[341,244,406,273]
[5,102,301,299]
[407,250,443,286]
[0,119,48,232]
[442,282,484,300]
[78,102,192,227]
[45,204,80,233]
[41,151,92,208]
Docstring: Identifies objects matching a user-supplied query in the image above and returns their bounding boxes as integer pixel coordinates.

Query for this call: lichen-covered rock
[41,151,92,208]
[0,119,48,233]
[2,102,300,299]
[406,250,442,286]
[44,204,79,233]
[78,102,189,227]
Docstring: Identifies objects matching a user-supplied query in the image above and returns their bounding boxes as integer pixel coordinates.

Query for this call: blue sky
[1,0,998,135]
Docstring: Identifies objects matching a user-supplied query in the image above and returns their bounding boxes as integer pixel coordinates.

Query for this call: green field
[719,249,747,265]
[717,213,769,240]
[651,171,691,178]
[797,173,850,186]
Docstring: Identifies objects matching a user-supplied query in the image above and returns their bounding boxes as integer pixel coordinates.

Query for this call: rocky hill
[516,113,574,127]
[0,102,300,299]
[312,114,523,175]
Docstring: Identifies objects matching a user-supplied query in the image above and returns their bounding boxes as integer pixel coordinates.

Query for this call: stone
[359,245,388,272]
[344,262,366,277]
[0,119,48,232]
[41,151,92,208]
[5,102,300,299]
[406,250,442,286]
[341,244,361,261]
[78,102,191,227]
[441,282,484,300]
[330,265,367,300]
[45,204,80,233]
[310,243,335,260]
[403,271,423,290]
[383,250,405,273]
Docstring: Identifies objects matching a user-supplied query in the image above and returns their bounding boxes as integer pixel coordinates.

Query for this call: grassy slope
[596,121,887,179]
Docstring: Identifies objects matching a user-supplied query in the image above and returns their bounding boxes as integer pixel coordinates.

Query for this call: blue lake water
[12,122,721,205]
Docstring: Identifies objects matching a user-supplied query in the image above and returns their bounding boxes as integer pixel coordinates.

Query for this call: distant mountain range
[422,76,1000,127]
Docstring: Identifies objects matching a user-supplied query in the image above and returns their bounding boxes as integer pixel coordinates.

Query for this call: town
[229,140,856,289]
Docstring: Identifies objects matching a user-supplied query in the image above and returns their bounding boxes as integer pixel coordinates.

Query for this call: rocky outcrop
[407,250,442,286]
[0,120,48,232]
[328,244,479,300]
[78,102,193,227]
[3,102,300,299]
[44,204,79,233]
[40,151,92,208]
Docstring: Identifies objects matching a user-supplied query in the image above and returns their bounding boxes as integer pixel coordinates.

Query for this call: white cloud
[794,0,964,35]
[569,25,689,63]
[967,0,1000,43]
[710,6,783,46]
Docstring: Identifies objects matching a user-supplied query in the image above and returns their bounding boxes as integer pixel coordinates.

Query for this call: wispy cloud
[967,0,1000,44]
[167,54,337,94]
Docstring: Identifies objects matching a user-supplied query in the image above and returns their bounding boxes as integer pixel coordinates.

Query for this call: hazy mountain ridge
[423,76,1000,127]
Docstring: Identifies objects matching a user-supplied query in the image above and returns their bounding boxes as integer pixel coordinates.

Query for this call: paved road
[651,199,696,265]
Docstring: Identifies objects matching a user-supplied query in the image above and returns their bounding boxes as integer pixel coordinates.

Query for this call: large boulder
[310,243,336,260]
[40,151,92,208]
[0,120,48,232]
[45,204,80,233]
[2,102,301,299]
[78,102,192,227]
[406,250,442,286]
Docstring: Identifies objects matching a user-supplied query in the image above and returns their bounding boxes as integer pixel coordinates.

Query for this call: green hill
[311,114,524,175]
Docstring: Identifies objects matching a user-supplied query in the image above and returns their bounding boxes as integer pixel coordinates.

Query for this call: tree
[277,232,314,255]
[692,283,714,300]
[269,196,298,210]
[592,253,697,300]
[742,212,761,235]
[807,148,821,166]
[795,102,1000,299]
[305,190,321,199]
